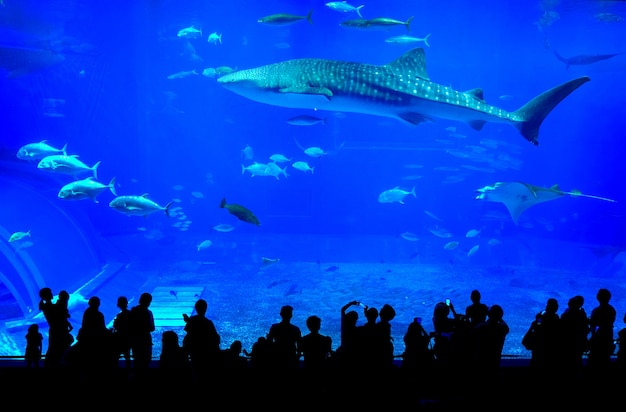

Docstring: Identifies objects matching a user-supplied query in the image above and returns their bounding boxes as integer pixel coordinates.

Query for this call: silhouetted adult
[588,288,617,371]
[465,289,489,328]
[472,304,509,383]
[355,305,379,371]
[432,300,468,374]
[77,296,113,377]
[560,295,590,376]
[401,316,434,373]
[376,303,397,369]
[130,292,155,378]
[182,298,221,381]
[299,315,333,371]
[112,296,132,369]
[24,323,43,368]
[527,298,562,379]
[616,313,626,370]
[267,305,302,372]
[38,287,74,368]
[335,300,360,370]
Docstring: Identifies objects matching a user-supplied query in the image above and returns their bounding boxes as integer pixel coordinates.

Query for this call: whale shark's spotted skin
[218,48,589,146]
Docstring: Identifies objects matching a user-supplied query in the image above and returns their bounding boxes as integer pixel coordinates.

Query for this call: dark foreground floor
[0,359,622,408]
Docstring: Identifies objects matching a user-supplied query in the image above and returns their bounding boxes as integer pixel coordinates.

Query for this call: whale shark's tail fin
[512,76,590,146]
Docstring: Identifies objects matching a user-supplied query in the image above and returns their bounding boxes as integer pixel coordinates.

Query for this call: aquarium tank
[1,0,625,360]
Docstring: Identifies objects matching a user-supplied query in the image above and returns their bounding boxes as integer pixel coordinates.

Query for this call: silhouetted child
[160,330,190,370]
[220,340,249,372]
[401,316,434,373]
[112,296,132,369]
[25,323,43,368]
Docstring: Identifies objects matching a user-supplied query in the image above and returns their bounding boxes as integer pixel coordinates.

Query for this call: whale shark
[475,181,616,224]
[217,48,590,146]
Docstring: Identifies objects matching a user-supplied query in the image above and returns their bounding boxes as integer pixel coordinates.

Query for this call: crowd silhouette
[11,285,626,405]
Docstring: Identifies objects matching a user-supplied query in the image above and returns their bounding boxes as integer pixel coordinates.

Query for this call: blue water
[1,0,625,358]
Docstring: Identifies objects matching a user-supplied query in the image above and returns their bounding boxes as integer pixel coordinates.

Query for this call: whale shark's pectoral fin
[398,112,433,126]
[279,85,333,98]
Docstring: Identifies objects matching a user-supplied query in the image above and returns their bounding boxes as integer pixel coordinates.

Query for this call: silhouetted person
[466,289,489,327]
[38,287,74,368]
[182,298,221,382]
[401,316,434,373]
[527,298,562,380]
[432,300,467,374]
[472,304,509,383]
[355,305,379,371]
[112,296,132,369]
[616,313,626,370]
[220,340,249,372]
[267,305,302,372]
[335,300,360,369]
[24,323,43,368]
[588,288,616,371]
[130,292,155,378]
[299,315,333,371]
[560,295,590,376]
[246,336,272,372]
[77,296,113,376]
[159,330,190,386]
[376,303,397,369]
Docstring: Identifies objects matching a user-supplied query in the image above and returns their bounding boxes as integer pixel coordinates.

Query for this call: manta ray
[217,48,590,146]
[475,181,616,224]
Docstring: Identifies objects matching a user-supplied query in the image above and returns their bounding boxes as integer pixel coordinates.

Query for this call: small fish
[242,162,273,177]
[58,177,117,203]
[287,115,326,126]
[215,66,235,75]
[325,1,364,18]
[444,241,459,250]
[202,67,216,77]
[167,69,199,80]
[385,33,431,47]
[424,210,442,221]
[266,162,289,179]
[465,228,481,238]
[9,230,31,242]
[303,146,327,158]
[177,26,202,39]
[292,161,314,174]
[207,32,222,44]
[487,238,502,246]
[429,227,453,238]
[325,265,339,272]
[378,186,416,204]
[109,194,172,217]
[169,290,178,299]
[400,232,419,242]
[262,257,280,266]
[16,140,67,161]
[269,154,292,163]
[220,198,260,225]
[37,155,100,178]
[197,239,213,251]
[258,9,313,26]
[212,223,235,233]
[191,191,204,199]
[241,144,254,160]
[467,244,480,257]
